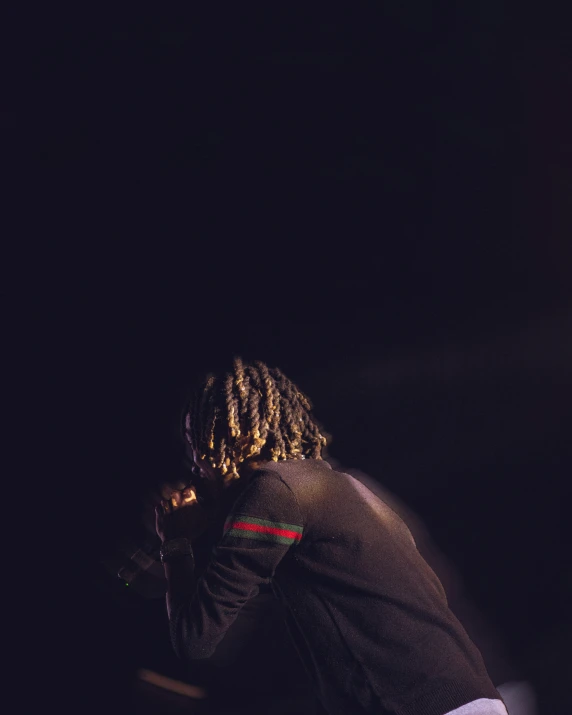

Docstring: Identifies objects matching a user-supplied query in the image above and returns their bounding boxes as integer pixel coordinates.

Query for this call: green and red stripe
[223,515,303,546]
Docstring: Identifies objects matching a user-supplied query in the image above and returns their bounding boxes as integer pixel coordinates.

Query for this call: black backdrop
[31,6,570,714]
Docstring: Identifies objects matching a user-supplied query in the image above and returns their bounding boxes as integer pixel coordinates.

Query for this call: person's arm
[164,556,195,621]
[165,470,304,661]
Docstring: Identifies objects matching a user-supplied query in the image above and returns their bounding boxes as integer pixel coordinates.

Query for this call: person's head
[182,357,329,487]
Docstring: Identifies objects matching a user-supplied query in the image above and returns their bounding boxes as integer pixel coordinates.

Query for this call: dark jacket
[169,458,501,715]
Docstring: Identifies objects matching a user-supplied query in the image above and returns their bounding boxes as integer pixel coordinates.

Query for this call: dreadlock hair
[183,357,329,483]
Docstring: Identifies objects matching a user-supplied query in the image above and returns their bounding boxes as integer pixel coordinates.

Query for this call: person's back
[240,458,501,715]
[327,460,537,715]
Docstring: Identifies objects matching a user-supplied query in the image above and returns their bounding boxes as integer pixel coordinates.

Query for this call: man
[156,357,508,714]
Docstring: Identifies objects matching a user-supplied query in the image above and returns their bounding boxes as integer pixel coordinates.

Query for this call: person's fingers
[171,492,182,510]
[182,487,197,503]
[160,479,189,501]
[161,499,172,514]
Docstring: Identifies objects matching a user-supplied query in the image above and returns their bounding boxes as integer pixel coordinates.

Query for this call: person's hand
[155,486,211,543]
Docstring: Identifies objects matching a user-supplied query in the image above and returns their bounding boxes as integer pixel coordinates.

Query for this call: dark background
[31,5,570,714]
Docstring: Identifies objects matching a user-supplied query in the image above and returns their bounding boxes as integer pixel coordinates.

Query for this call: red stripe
[228,521,302,540]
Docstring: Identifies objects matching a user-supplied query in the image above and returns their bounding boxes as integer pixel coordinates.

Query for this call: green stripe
[224,528,298,545]
[224,515,303,533]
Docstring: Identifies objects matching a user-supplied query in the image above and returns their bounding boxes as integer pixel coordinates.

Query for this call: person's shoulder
[236,462,298,499]
[250,459,335,506]
[227,462,306,520]
[255,457,331,481]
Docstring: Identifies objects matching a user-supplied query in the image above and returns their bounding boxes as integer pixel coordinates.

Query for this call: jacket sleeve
[169,469,304,660]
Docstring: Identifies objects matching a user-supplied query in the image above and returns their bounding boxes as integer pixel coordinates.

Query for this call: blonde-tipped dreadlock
[183,357,328,483]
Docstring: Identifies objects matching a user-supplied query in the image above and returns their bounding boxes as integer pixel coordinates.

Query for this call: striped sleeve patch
[223,515,303,546]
